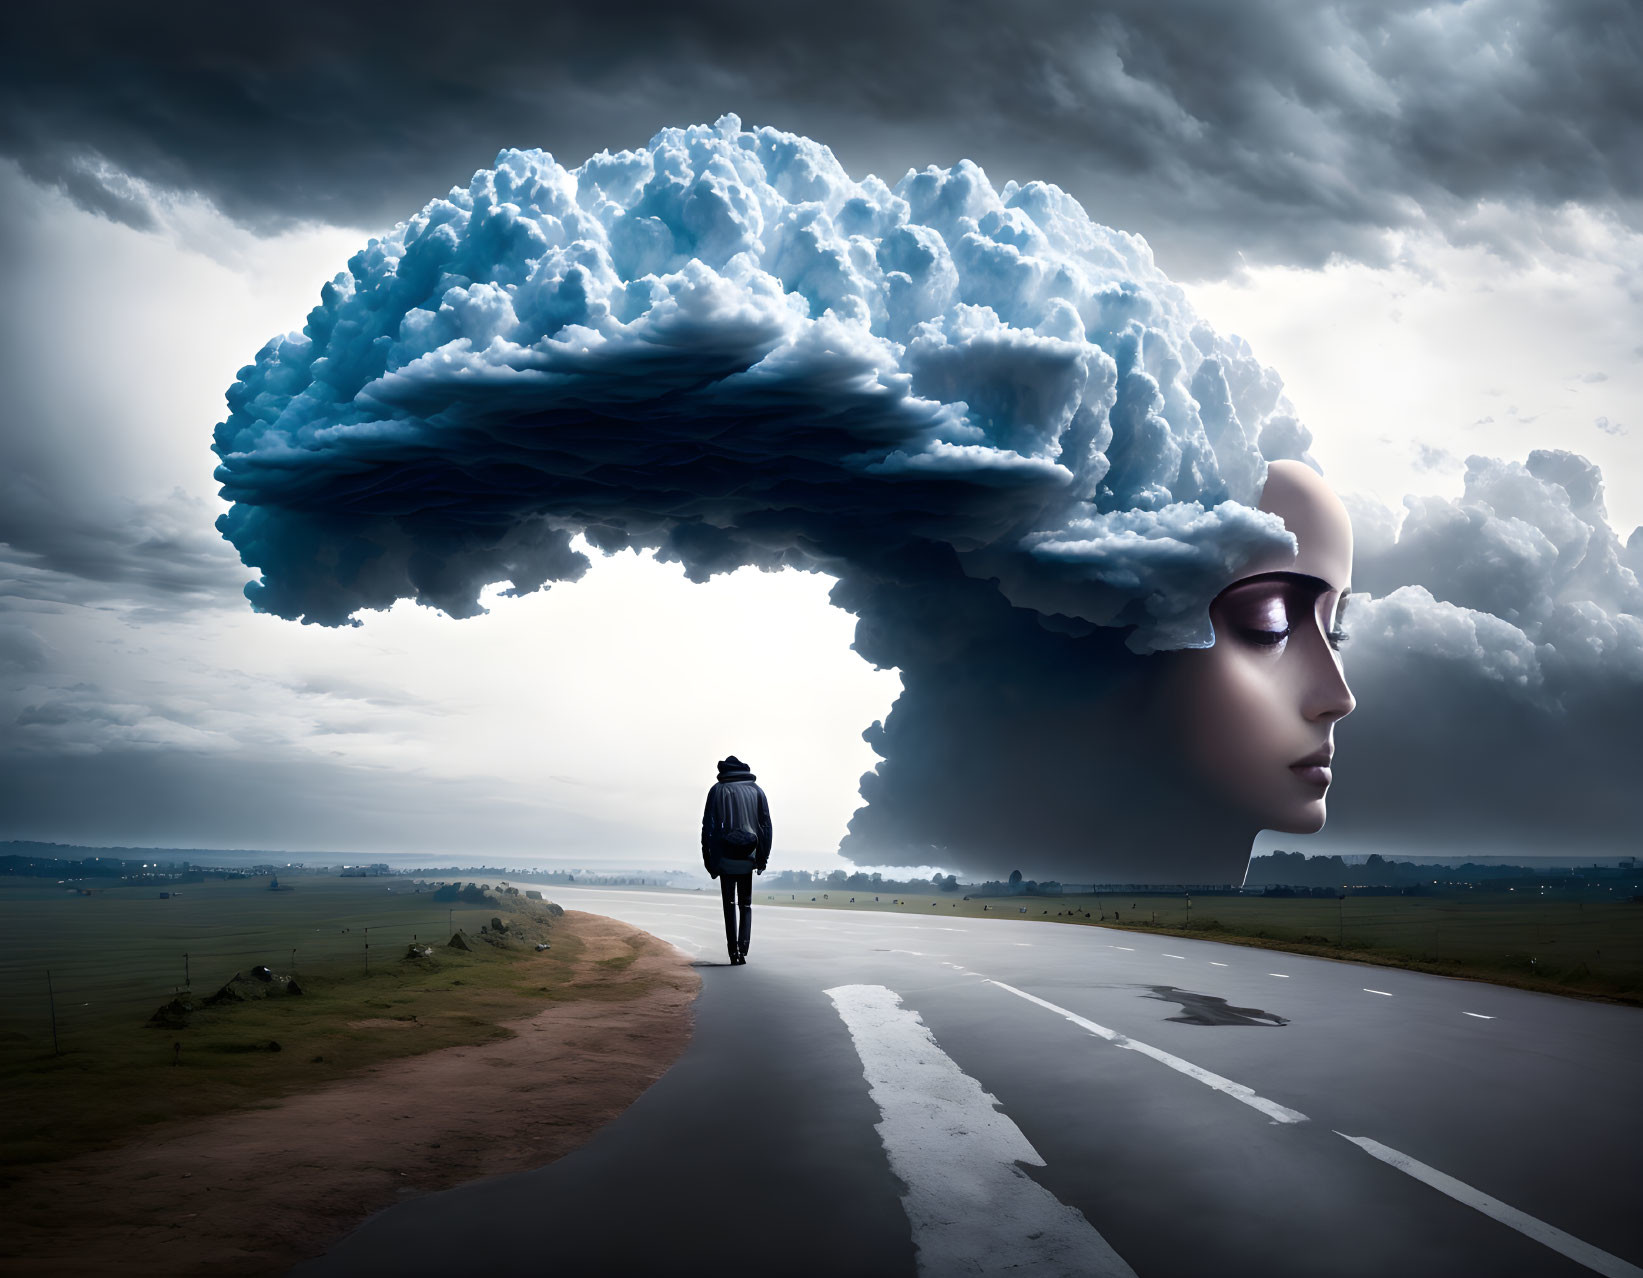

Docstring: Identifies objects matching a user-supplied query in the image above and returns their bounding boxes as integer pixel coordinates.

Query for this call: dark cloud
[1325,637,1642,856]
[3,0,1638,275]
[0,618,49,673]
[0,161,246,618]
[1328,451,1643,856]
[0,481,245,614]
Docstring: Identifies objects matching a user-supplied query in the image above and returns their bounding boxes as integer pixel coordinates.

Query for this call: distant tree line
[967,869,1067,897]
[763,869,963,894]
[1246,851,1638,889]
[0,854,243,882]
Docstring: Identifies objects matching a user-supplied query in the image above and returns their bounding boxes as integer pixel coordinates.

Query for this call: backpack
[718,825,758,849]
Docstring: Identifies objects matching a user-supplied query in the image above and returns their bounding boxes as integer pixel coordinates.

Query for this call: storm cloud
[212,119,1325,874]
[4,0,1638,275]
[212,120,1308,645]
[1325,451,1643,856]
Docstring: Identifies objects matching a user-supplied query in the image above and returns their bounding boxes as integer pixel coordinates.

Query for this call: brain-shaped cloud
[213,114,1310,656]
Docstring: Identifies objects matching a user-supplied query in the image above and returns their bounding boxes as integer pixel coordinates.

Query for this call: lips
[1290,745,1333,787]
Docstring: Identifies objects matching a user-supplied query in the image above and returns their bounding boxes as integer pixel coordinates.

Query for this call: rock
[489,916,508,934]
[447,930,472,951]
[404,943,434,960]
[147,997,195,1029]
[534,942,551,952]
[544,902,564,918]
[203,968,303,1006]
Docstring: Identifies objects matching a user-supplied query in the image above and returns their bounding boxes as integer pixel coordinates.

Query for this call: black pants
[719,872,752,958]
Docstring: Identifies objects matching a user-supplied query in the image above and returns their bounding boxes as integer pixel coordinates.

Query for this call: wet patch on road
[1141,986,1288,1027]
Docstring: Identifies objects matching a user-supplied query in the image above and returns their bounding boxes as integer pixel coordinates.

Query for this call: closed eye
[1241,627,1290,647]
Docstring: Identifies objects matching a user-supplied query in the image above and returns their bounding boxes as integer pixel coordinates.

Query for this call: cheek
[1185,655,1279,762]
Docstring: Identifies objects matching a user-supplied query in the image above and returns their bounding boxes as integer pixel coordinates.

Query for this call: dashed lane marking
[1337,1134,1643,1278]
[826,984,1138,1278]
[1163,954,1186,960]
[1463,1012,1495,1020]
[1269,973,1290,978]
[1364,989,1393,996]
[1209,961,1228,967]
[986,980,1309,1126]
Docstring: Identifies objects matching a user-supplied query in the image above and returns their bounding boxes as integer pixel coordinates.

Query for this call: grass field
[756,887,1643,1003]
[0,875,598,1169]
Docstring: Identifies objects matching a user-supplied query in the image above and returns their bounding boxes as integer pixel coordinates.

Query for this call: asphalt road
[291,887,1643,1278]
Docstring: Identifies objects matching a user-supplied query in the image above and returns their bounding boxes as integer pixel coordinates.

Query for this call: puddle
[1142,985,1288,1027]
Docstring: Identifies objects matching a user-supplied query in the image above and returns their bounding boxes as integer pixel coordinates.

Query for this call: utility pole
[364,926,370,974]
[184,952,190,990]
[46,969,59,1056]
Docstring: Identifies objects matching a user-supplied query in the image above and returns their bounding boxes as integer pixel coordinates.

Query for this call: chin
[1269,800,1327,835]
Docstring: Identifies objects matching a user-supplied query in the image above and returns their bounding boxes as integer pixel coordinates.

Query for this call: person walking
[701,755,773,965]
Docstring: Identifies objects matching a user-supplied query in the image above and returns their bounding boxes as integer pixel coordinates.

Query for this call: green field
[0,874,592,1169]
[0,875,514,1049]
[757,888,1643,1002]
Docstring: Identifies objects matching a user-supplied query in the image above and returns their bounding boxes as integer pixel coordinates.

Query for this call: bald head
[1242,459,1353,590]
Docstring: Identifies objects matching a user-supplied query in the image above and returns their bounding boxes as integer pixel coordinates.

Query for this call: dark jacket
[701,761,773,879]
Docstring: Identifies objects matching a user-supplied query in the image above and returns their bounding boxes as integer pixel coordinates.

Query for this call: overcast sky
[1,0,1638,872]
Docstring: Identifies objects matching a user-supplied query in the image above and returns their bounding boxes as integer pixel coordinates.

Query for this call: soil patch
[1,912,697,1277]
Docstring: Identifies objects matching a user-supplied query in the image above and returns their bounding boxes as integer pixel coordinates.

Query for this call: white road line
[1364,989,1393,996]
[1113,946,1135,952]
[1268,973,1290,978]
[888,949,926,956]
[1163,954,1186,960]
[986,980,1309,1126]
[1464,1012,1495,1019]
[826,984,1138,1278]
[1209,961,1228,967]
[1337,1134,1643,1278]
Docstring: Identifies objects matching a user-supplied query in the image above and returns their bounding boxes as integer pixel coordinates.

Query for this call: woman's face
[1156,461,1356,834]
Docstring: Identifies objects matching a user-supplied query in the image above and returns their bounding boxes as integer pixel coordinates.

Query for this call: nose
[1301,637,1356,724]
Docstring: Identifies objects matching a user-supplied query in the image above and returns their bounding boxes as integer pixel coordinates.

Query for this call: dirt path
[4,911,698,1277]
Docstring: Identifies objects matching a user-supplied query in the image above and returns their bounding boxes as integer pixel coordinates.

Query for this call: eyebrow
[1219,571,1342,595]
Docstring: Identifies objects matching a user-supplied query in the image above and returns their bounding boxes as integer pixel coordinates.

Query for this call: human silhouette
[701,755,773,965]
